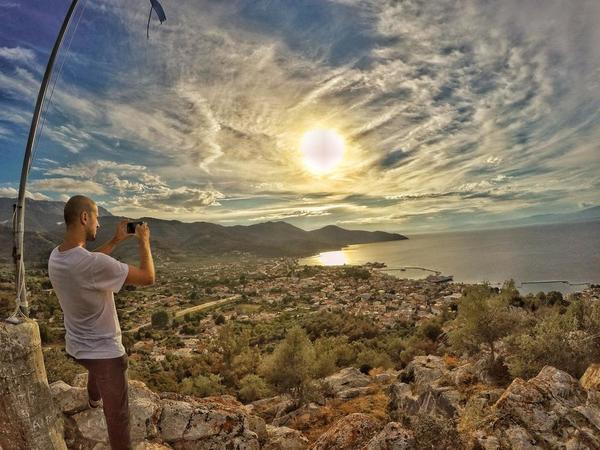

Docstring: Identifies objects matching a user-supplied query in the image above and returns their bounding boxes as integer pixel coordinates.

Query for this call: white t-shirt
[48,245,129,359]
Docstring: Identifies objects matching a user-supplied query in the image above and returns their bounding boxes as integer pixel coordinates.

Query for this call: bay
[299,220,600,295]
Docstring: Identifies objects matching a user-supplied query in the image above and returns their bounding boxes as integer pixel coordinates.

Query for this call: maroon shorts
[70,353,132,450]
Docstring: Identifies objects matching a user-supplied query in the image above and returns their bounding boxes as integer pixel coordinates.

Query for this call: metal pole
[10,0,80,322]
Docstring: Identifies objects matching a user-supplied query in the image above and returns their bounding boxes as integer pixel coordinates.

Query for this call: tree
[151,309,170,329]
[260,325,316,402]
[448,283,522,363]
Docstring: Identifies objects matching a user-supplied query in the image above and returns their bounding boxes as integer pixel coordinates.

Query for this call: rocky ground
[51,357,600,449]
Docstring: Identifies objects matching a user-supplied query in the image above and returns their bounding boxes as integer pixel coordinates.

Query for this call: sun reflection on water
[318,250,348,266]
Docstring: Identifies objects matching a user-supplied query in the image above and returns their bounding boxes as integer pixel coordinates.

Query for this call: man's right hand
[135,222,150,244]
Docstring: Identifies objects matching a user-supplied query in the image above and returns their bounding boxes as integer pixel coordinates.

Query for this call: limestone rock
[0,321,67,449]
[388,381,462,420]
[178,395,259,449]
[581,364,600,391]
[337,385,377,399]
[364,422,415,450]
[372,370,398,385]
[72,372,88,388]
[474,365,600,448]
[249,395,295,422]
[246,414,267,444]
[402,355,447,392]
[263,424,308,450]
[308,413,381,450]
[128,381,161,441]
[50,380,88,415]
[272,402,322,428]
[158,400,193,442]
[323,367,371,396]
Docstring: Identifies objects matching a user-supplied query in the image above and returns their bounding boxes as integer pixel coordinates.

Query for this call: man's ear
[80,210,88,225]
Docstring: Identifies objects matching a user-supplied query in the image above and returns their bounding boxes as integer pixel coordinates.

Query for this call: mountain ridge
[0,197,407,263]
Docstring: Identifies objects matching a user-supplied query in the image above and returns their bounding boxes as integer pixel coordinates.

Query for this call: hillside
[0,197,407,263]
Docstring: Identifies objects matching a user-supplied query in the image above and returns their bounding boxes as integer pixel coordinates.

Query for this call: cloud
[0,47,35,64]
[1,0,599,232]
[29,178,106,195]
[0,186,50,200]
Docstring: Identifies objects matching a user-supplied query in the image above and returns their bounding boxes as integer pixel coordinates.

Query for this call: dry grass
[287,385,390,444]
[443,354,460,369]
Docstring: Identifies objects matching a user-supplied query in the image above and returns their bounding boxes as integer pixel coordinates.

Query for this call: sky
[0,0,599,234]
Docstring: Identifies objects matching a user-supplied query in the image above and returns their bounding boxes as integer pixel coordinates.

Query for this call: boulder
[323,367,371,396]
[180,396,259,449]
[246,414,267,445]
[473,365,600,448]
[72,372,88,388]
[387,381,462,419]
[580,364,600,391]
[50,380,88,415]
[364,422,415,450]
[249,395,295,422]
[337,385,377,399]
[272,402,322,428]
[129,380,161,441]
[263,425,308,450]
[308,413,381,450]
[158,399,194,442]
[402,355,448,392]
[372,370,398,385]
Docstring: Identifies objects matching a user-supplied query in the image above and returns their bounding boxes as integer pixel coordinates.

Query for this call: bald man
[48,195,155,450]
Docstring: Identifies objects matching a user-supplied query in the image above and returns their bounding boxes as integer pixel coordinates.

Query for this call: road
[126,294,241,333]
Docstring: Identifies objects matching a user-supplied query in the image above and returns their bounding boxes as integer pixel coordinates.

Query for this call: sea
[298,220,600,295]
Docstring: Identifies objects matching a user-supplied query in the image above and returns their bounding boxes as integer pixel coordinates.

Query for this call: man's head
[64,195,100,241]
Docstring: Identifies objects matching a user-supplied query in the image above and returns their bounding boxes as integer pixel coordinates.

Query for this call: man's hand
[92,219,131,255]
[113,219,133,244]
[135,222,151,245]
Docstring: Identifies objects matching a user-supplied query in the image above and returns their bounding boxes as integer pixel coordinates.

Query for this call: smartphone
[126,221,144,234]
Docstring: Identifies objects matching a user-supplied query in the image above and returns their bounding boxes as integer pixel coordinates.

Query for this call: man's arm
[124,223,155,285]
[92,219,131,255]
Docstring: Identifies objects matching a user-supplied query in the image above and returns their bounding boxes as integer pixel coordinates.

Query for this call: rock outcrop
[388,355,464,420]
[308,413,381,450]
[322,367,372,398]
[51,376,304,449]
[473,366,600,449]
[388,355,600,449]
[0,321,67,449]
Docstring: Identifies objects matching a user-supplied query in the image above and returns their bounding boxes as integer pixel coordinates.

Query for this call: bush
[151,309,170,329]
[238,374,271,403]
[504,298,600,379]
[181,373,225,397]
[448,283,523,362]
[214,314,226,325]
[260,325,316,403]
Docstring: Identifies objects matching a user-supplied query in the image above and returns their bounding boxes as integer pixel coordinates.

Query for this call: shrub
[238,374,271,403]
[214,314,226,325]
[448,283,523,362]
[181,373,225,397]
[260,325,316,403]
[151,309,170,329]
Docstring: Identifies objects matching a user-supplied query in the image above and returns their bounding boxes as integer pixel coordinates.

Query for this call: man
[48,195,155,450]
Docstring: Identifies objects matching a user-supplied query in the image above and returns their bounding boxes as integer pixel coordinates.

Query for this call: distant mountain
[0,198,112,232]
[308,224,405,246]
[489,206,600,229]
[0,197,407,263]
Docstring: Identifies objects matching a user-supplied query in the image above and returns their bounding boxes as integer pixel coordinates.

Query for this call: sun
[300,128,345,175]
